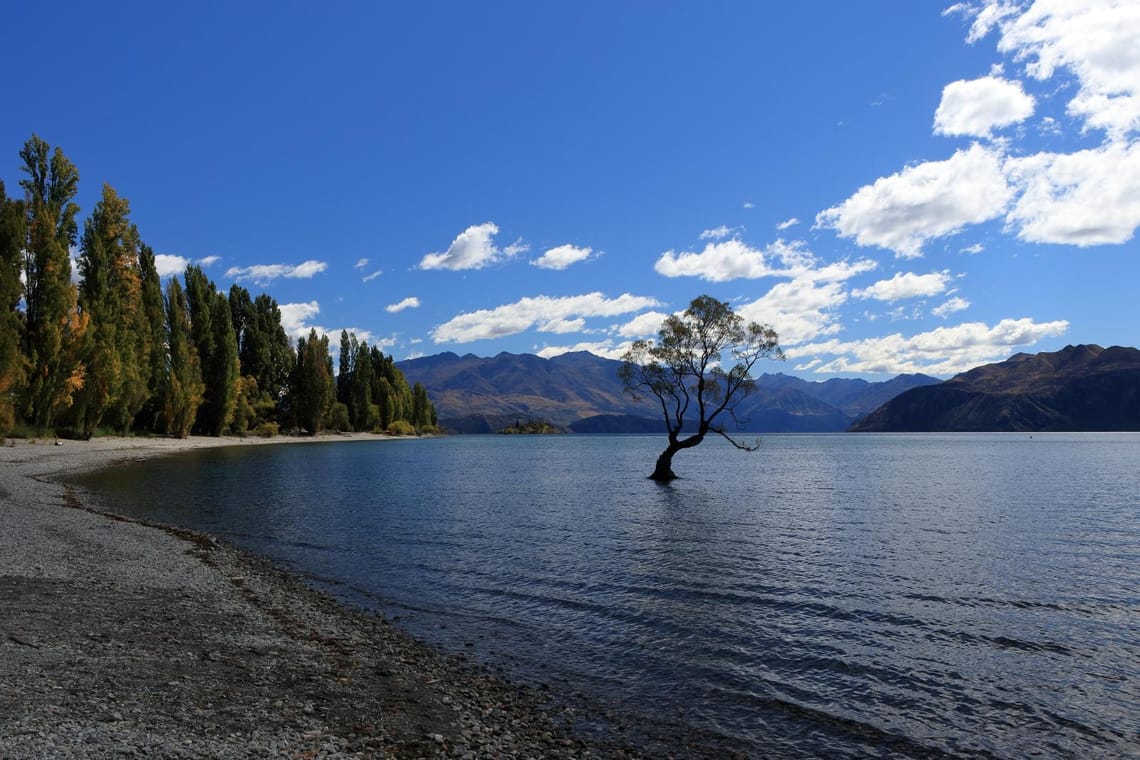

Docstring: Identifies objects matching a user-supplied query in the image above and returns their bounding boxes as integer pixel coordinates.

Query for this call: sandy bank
[0,435,652,759]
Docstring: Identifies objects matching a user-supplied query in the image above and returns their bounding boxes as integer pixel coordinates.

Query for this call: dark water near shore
[76,434,1140,757]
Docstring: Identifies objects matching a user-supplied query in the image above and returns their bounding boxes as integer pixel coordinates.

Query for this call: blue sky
[3,1,1137,378]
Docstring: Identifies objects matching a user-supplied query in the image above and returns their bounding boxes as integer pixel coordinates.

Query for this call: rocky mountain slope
[850,344,1140,432]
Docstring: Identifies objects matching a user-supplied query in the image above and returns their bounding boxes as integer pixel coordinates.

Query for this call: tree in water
[619,295,782,482]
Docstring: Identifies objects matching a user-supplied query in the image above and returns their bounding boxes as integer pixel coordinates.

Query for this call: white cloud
[278,301,322,339]
[386,297,421,313]
[431,292,662,344]
[933,296,972,318]
[743,201,754,209]
[505,238,530,257]
[975,0,1140,139]
[225,259,328,285]
[961,242,986,254]
[362,269,383,283]
[617,310,670,338]
[816,144,1013,258]
[654,238,816,282]
[354,258,369,269]
[793,314,1067,373]
[787,316,1069,375]
[278,300,375,346]
[699,225,740,240]
[536,340,634,361]
[418,222,516,271]
[933,76,1036,137]
[197,255,221,268]
[737,278,851,346]
[776,217,800,230]
[1004,140,1140,245]
[538,317,586,334]
[154,254,190,278]
[853,271,953,302]
[532,244,593,270]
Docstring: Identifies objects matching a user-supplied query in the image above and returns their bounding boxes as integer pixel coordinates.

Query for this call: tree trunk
[650,444,681,482]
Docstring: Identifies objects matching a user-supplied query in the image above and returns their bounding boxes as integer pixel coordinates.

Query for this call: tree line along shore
[1,134,436,443]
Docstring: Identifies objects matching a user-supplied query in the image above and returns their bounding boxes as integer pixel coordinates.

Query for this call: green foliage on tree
[0,181,26,435]
[290,328,334,434]
[184,265,239,435]
[620,295,783,482]
[136,244,168,433]
[163,277,204,438]
[18,135,87,430]
[73,184,151,435]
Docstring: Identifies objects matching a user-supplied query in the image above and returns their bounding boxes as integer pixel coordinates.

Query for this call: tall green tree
[74,184,148,435]
[620,295,783,482]
[163,277,204,438]
[0,181,26,434]
[290,328,333,434]
[19,135,87,430]
[136,243,168,432]
[184,265,238,435]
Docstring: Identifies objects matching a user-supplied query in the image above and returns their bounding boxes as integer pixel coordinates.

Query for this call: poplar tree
[75,184,148,435]
[0,182,26,434]
[163,277,203,438]
[291,328,333,434]
[19,135,87,430]
[136,244,168,432]
[184,265,238,435]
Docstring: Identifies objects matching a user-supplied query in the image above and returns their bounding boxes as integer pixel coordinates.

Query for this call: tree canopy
[620,295,783,482]
[0,134,435,440]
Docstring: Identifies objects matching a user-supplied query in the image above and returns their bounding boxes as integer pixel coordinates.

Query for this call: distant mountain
[850,345,1140,432]
[398,351,939,434]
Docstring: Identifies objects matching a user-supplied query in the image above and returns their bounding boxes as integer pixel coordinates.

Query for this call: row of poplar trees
[0,135,436,439]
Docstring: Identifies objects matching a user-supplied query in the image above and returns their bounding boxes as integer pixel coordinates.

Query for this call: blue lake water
[74,433,1140,757]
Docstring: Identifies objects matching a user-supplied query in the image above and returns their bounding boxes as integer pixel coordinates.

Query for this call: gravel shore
[0,435,659,759]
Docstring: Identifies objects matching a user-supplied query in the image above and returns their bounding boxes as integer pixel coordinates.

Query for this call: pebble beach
[0,435,661,759]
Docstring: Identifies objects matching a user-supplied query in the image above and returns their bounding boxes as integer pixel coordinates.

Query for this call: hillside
[398,351,938,434]
[850,345,1140,432]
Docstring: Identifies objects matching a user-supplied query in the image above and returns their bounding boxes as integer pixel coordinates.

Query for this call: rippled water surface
[77,434,1140,757]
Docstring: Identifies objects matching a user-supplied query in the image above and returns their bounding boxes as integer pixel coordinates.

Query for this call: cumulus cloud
[278,300,375,345]
[961,243,985,254]
[153,254,222,278]
[654,238,816,282]
[853,271,953,302]
[354,258,369,269]
[933,75,1036,137]
[536,340,635,361]
[699,225,740,240]
[932,296,971,318]
[278,301,322,339]
[737,278,852,346]
[154,254,191,278]
[776,217,800,230]
[430,292,662,344]
[532,244,593,270]
[419,222,517,270]
[505,238,530,257]
[1004,140,1140,245]
[967,0,1140,138]
[617,310,670,338]
[225,259,328,285]
[816,144,1013,258]
[362,269,383,283]
[386,297,421,313]
[787,316,1069,375]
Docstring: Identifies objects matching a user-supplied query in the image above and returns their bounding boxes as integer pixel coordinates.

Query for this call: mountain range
[397,351,939,434]
[850,344,1140,432]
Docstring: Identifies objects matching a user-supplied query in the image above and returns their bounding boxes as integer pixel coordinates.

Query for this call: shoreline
[0,434,656,759]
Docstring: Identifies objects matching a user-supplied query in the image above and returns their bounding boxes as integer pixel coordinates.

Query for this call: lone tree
[620,295,783,482]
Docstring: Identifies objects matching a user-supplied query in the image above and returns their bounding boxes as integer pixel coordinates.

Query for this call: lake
[74,433,1140,758]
